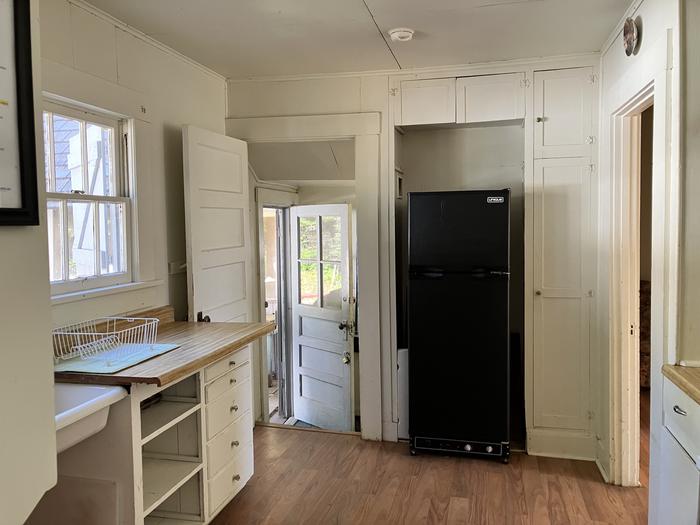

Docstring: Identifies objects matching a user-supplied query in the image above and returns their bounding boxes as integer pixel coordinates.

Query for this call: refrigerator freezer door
[408,272,509,443]
[408,190,510,272]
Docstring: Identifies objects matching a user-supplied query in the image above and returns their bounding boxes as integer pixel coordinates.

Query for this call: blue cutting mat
[54,343,180,374]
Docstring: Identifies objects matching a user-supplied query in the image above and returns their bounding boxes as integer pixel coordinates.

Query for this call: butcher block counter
[45,308,276,525]
[662,364,700,405]
[54,320,275,387]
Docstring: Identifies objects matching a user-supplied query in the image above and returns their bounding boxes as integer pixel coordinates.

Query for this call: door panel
[534,68,594,158]
[399,78,456,126]
[456,73,525,124]
[183,126,250,323]
[291,204,353,431]
[533,158,591,431]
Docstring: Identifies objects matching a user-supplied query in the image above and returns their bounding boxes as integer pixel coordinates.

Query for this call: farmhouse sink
[54,383,127,453]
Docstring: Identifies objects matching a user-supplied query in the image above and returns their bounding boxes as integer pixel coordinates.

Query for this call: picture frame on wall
[0,0,39,225]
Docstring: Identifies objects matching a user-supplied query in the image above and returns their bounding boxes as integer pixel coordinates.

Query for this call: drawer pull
[231,440,240,448]
[230,378,236,385]
[673,405,688,416]
[230,405,239,413]
[229,360,236,367]
[232,474,241,482]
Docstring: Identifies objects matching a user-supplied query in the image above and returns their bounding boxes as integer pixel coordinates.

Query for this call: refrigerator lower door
[408,273,509,456]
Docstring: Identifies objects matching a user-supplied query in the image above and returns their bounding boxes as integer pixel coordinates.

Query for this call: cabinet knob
[673,405,688,416]
[535,290,542,296]
[536,116,544,123]
[229,360,236,367]
[232,474,241,483]
[230,377,236,385]
[230,405,239,412]
[231,440,240,448]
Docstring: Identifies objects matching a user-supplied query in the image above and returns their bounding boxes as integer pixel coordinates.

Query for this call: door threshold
[256,421,361,437]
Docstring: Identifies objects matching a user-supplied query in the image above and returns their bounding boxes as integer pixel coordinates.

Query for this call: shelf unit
[143,458,202,515]
[142,400,201,444]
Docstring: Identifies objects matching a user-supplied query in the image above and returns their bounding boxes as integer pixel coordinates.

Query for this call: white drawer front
[204,345,251,383]
[206,380,252,440]
[208,443,253,513]
[664,377,700,460]
[206,361,251,403]
[207,410,253,479]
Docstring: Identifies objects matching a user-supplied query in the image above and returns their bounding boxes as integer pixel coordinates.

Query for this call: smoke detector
[388,28,415,42]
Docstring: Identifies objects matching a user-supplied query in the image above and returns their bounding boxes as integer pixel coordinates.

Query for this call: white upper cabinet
[398,78,456,126]
[456,73,525,124]
[534,67,594,158]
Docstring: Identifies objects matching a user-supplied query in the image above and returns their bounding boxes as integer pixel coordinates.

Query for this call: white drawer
[204,346,251,383]
[205,361,251,403]
[206,380,252,440]
[664,377,700,460]
[207,410,253,479]
[208,443,253,513]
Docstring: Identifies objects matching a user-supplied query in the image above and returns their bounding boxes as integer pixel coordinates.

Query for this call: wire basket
[53,317,159,362]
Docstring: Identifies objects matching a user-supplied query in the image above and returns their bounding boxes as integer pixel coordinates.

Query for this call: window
[43,102,131,294]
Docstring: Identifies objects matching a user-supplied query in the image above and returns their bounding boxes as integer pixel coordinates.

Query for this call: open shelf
[141,400,201,444]
[142,458,202,516]
[145,517,203,525]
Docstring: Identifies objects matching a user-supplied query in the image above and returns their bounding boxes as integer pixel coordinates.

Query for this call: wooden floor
[640,388,650,488]
[212,426,648,525]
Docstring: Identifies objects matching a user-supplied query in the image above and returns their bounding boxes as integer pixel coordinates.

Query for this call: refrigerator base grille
[411,436,510,462]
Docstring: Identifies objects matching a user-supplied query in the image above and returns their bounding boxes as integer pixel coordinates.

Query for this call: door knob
[536,116,544,123]
[342,352,351,365]
[535,290,542,296]
[338,321,349,330]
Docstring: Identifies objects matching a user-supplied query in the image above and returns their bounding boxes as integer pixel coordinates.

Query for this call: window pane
[322,262,342,310]
[67,201,96,279]
[47,200,64,281]
[321,215,341,262]
[52,114,83,193]
[87,123,115,196]
[298,216,318,259]
[43,112,51,191]
[299,262,319,306]
[99,202,126,275]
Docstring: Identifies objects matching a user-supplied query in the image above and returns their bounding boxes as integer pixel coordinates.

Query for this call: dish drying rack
[53,317,159,362]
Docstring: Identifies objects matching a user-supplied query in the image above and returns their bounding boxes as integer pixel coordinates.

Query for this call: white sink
[54,383,127,453]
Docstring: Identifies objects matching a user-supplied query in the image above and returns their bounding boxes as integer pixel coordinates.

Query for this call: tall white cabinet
[529,67,596,457]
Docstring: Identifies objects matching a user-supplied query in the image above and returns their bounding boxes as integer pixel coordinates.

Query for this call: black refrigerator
[408,189,510,462]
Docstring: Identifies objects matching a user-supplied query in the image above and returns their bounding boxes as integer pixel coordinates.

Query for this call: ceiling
[89,0,629,78]
[248,141,355,183]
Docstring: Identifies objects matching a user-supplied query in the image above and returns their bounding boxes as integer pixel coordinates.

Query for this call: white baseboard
[527,428,596,460]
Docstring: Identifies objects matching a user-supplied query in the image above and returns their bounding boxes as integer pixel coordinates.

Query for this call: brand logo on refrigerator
[486,196,505,204]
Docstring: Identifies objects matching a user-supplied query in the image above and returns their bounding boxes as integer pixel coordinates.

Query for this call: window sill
[51,280,164,306]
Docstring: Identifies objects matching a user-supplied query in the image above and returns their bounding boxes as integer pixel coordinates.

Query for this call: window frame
[43,101,133,295]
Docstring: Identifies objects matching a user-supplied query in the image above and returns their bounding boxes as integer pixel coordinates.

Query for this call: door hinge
[520,78,531,88]
[587,410,595,420]
[589,164,596,173]
[586,135,596,145]
[630,324,635,335]
[588,74,597,84]
[389,88,399,97]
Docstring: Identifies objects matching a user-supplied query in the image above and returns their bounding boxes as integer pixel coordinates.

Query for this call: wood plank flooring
[212,426,648,525]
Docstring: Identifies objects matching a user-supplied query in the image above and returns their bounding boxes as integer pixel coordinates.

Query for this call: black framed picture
[0,0,39,225]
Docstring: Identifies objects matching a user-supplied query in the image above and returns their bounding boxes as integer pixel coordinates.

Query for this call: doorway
[252,140,360,433]
[638,105,653,487]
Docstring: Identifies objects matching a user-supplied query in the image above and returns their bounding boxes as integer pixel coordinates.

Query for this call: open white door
[290,204,354,431]
[183,125,251,322]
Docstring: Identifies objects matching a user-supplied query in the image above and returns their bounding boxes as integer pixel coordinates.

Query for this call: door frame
[228,113,383,440]
[255,186,298,423]
[608,79,680,486]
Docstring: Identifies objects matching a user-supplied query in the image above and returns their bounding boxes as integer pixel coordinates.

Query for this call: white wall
[39,0,227,324]
[679,1,700,364]
[0,1,57,522]
[597,0,679,495]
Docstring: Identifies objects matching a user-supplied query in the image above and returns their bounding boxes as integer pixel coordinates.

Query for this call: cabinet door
[533,158,592,431]
[398,78,456,126]
[658,427,700,525]
[534,68,594,158]
[456,73,525,124]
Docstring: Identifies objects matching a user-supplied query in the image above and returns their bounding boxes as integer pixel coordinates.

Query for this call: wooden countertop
[662,364,700,405]
[55,321,275,387]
